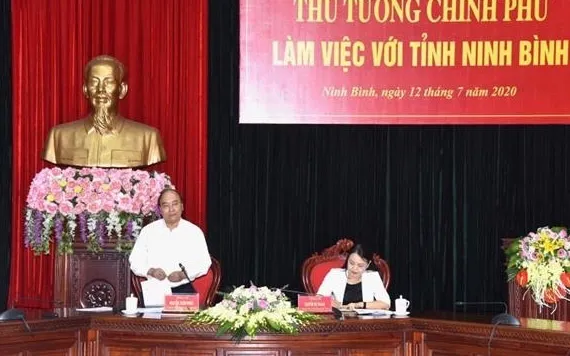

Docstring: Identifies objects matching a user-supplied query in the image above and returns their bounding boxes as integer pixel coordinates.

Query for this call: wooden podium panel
[4,313,570,355]
[508,279,570,321]
[54,244,131,309]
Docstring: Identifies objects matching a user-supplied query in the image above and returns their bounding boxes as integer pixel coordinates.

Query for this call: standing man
[129,189,211,293]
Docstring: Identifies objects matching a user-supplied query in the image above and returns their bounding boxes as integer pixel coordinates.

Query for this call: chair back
[301,239,391,294]
[131,255,221,307]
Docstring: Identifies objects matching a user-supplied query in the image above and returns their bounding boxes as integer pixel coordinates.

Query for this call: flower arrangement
[25,167,173,254]
[189,284,320,340]
[505,226,570,307]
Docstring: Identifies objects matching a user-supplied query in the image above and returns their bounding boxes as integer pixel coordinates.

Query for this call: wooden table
[1,310,570,355]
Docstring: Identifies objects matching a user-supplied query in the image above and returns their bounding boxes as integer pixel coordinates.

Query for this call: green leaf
[217,322,233,336]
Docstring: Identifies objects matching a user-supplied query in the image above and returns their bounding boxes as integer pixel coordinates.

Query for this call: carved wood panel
[346,348,402,356]
[222,351,281,356]
[101,345,153,356]
[54,244,131,309]
[423,333,570,356]
[0,339,78,356]
[158,350,216,356]
[288,350,340,356]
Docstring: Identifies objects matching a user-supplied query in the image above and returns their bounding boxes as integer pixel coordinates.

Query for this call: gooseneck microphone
[179,263,191,281]
[280,288,312,296]
[454,301,520,326]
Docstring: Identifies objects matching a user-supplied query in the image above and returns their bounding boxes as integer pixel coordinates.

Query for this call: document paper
[141,278,172,307]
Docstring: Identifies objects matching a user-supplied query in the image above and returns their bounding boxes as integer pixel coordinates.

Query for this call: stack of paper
[76,306,113,312]
[353,309,393,316]
[141,279,172,307]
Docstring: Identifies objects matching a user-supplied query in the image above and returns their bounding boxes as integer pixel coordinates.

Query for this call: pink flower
[88,192,100,203]
[91,168,107,179]
[141,204,153,215]
[79,167,91,175]
[134,170,150,181]
[44,202,58,215]
[122,180,133,193]
[26,167,173,217]
[53,191,65,203]
[131,200,143,214]
[529,232,538,241]
[66,180,77,190]
[78,181,89,195]
[50,181,62,192]
[117,196,133,212]
[50,167,63,176]
[27,196,42,210]
[257,299,269,310]
[58,201,74,216]
[87,200,102,214]
[110,180,122,193]
[102,200,115,213]
[73,203,86,215]
[64,190,76,200]
[91,180,103,192]
[63,168,76,179]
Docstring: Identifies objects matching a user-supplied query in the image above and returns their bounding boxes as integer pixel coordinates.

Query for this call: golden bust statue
[42,55,166,168]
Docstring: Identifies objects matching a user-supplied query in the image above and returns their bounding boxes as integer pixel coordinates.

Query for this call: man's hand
[168,271,186,282]
[147,267,167,280]
[345,302,364,310]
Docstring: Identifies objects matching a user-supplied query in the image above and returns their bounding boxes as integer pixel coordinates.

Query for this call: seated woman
[317,244,390,310]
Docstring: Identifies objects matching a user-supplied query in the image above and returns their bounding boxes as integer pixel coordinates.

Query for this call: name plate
[298,295,332,313]
[163,293,199,313]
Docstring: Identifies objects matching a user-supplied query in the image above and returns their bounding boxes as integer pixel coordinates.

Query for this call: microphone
[454,301,520,326]
[179,263,191,281]
[0,309,32,332]
[10,296,62,319]
[280,288,313,296]
[331,307,345,320]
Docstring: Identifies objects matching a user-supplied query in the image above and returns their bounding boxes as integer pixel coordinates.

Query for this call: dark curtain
[0,0,11,311]
[208,0,570,312]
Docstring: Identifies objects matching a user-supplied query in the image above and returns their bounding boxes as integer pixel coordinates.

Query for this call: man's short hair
[84,55,126,82]
[158,188,183,206]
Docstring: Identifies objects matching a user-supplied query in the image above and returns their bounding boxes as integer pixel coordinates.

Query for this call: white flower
[190,285,320,339]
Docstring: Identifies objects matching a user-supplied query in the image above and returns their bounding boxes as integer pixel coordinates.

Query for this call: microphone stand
[178,263,191,282]
[455,301,520,326]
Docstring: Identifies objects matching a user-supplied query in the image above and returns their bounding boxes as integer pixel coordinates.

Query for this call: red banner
[240,0,570,124]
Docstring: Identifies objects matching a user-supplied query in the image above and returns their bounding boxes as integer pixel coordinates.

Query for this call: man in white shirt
[129,188,211,293]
